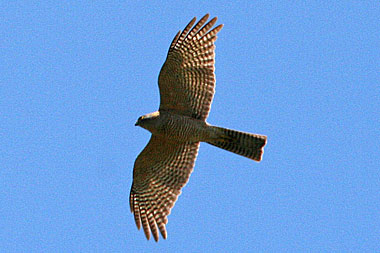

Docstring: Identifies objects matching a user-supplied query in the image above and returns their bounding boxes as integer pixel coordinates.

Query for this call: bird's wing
[158,14,223,121]
[130,135,200,241]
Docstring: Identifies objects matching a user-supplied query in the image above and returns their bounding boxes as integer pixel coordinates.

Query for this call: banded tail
[207,126,267,161]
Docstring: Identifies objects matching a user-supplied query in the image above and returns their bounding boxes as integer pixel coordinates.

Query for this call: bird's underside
[130,14,267,242]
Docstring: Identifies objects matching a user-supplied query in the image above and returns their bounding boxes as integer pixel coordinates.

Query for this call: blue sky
[1,1,379,252]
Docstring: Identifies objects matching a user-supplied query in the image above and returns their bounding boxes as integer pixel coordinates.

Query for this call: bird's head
[135,111,160,132]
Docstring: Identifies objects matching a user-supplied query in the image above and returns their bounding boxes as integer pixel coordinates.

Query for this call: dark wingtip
[202,13,210,19]
[144,230,151,241]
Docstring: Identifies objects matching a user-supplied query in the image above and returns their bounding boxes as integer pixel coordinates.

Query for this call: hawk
[130,14,267,241]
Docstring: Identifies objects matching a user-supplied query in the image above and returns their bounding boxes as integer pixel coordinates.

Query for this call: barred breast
[158,112,211,142]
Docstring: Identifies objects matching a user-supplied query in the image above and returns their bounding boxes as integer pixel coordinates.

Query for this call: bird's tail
[206,126,267,161]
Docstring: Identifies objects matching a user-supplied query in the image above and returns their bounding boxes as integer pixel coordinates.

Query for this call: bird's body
[130,14,267,241]
[136,111,213,142]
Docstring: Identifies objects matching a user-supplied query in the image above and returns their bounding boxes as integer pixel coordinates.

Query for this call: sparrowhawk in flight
[130,14,267,241]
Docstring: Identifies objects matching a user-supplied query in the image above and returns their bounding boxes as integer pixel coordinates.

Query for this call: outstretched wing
[130,135,200,241]
[158,14,223,121]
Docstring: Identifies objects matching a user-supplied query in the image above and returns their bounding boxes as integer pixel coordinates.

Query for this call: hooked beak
[135,120,139,126]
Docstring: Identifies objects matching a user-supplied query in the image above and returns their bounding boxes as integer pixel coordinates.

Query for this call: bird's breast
[158,113,210,142]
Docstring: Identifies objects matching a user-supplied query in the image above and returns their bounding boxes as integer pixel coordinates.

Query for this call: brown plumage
[130,14,267,242]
